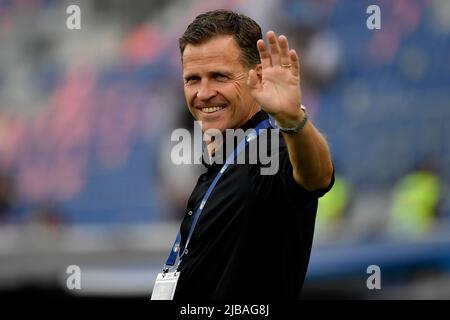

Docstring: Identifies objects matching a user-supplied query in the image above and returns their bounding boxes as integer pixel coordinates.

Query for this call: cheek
[184,87,196,107]
[230,82,249,106]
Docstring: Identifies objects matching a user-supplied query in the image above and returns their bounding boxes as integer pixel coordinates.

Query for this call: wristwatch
[277,105,308,135]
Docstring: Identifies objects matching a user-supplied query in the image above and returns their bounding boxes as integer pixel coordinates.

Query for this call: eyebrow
[184,70,233,80]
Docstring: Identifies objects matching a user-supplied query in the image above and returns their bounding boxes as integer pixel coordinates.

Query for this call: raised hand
[247,31,303,127]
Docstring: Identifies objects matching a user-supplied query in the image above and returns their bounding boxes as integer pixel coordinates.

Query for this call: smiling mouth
[200,106,225,114]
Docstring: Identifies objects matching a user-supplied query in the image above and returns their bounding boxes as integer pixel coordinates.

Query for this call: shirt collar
[201,109,269,169]
[239,109,269,132]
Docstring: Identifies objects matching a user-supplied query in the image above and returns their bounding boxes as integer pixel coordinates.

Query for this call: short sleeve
[250,143,334,203]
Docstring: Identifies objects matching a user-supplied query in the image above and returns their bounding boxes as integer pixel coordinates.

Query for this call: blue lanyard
[163,118,272,272]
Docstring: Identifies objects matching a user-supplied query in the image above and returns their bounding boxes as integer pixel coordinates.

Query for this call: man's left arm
[247,30,333,191]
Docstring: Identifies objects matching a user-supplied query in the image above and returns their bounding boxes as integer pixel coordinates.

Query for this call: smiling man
[183,35,260,133]
[158,9,334,300]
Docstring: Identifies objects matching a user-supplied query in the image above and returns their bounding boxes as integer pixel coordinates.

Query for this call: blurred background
[0,0,449,300]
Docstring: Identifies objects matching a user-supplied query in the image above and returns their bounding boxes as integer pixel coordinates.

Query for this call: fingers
[289,49,300,77]
[278,35,291,67]
[257,39,271,69]
[267,31,280,66]
[257,31,295,71]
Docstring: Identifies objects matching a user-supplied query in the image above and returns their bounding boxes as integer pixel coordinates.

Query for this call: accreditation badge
[150,271,180,300]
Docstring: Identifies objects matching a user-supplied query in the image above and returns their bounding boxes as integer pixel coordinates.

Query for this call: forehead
[182,35,245,71]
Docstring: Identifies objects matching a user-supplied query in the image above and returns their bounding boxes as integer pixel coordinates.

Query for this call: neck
[234,105,261,130]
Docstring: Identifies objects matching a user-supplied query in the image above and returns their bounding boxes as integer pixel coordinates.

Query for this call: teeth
[201,106,224,113]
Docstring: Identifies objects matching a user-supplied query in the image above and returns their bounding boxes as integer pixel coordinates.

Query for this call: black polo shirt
[173,110,334,300]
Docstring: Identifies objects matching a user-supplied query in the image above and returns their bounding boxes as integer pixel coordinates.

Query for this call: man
[167,9,333,300]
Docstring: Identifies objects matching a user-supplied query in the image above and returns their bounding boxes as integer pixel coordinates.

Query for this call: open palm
[247,31,303,123]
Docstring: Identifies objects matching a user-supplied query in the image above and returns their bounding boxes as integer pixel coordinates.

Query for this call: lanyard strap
[163,119,272,272]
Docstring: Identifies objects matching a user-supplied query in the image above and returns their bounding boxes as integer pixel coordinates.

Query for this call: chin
[197,115,230,132]
[201,121,227,133]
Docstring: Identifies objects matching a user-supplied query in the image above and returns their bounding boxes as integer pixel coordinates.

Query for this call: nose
[196,79,217,101]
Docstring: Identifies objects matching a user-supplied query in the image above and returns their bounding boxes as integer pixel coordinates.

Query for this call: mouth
[198,106,226,114]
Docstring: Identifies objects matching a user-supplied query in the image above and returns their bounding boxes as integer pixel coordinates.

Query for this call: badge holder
[150,266,180,300]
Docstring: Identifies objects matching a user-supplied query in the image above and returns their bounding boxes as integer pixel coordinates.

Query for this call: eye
[215,73,229,81]
[185,76,200,84]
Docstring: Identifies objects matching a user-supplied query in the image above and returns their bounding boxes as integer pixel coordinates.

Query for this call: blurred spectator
[302,31,342,89]
[388,158,442,238]
[316,172,351,239]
